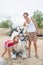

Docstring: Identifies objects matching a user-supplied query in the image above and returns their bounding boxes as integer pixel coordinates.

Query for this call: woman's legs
[28,39,31,58]
[28,32,38,58]
[33,39,38,58]
[33,42,38,57]
[33,32,38,58]
[28,33,33,58]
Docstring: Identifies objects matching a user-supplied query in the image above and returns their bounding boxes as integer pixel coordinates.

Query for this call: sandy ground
[0,35,43,65]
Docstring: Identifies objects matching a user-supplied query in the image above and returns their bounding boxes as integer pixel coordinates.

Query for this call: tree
[32,10,43,28]
[0,19,13,28]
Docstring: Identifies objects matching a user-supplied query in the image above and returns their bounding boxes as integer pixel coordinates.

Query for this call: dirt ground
[0,35,43,65]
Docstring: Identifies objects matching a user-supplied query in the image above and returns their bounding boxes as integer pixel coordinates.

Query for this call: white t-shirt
[26,18,36,32]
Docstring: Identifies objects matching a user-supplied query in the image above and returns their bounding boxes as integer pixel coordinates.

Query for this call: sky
[0,0,43,27]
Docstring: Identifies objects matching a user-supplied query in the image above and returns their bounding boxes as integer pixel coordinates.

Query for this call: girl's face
[23,14,28,20]
[14,36,19,43]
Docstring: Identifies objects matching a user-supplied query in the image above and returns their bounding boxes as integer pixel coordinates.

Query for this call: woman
[23,12,38,58]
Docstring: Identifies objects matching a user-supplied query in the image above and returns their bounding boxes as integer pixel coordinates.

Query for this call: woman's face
[23,14,28,20]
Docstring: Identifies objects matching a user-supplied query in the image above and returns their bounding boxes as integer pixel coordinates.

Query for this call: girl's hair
[13,35,19,40]
[23,12,29,16]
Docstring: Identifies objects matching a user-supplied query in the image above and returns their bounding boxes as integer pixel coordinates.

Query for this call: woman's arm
[31,18,38,32]
[23,22,26,26]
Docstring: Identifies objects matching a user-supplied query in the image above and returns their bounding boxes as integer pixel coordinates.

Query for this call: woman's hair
[23,12,29,16]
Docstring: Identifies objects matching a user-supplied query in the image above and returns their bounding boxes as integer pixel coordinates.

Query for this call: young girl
[2,31,19,59]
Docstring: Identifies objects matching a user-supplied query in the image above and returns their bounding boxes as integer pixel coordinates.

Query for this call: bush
[32,10,43,28]
[0,20,13,28]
